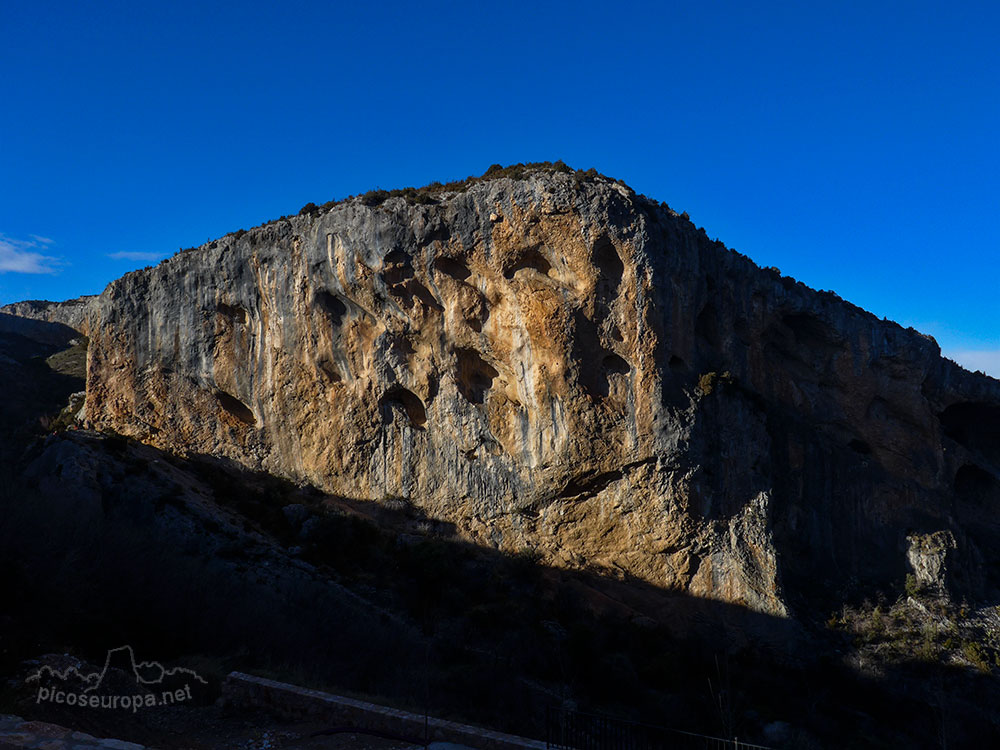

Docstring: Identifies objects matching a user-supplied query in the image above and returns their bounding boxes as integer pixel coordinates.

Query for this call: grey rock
[907,530,957,597]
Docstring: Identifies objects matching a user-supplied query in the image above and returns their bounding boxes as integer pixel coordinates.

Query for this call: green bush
[961,641,992,673]
[360,189,390,206]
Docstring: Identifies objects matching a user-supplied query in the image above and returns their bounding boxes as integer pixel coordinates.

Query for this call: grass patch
[828,594,998,675]
[45,337,88,379]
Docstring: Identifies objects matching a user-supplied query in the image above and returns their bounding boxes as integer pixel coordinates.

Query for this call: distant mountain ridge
[0,295,99,335]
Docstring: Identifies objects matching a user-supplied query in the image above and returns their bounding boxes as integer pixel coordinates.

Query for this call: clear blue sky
[1,1,998,374]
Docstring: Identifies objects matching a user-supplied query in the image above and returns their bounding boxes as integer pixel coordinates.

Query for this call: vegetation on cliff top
[349,160,581,208]
[175,162,612,253]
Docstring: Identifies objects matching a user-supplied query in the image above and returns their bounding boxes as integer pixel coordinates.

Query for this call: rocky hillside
[0,295,98,335]
[0,312,86,457]
[36,164,1000,617]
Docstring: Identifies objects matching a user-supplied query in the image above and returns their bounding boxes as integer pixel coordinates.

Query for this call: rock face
[74,167,1000,616]
[0,295,99,335]
[907,530,957,597]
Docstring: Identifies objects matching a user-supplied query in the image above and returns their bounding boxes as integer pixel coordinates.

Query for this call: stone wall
[220,672,545,750]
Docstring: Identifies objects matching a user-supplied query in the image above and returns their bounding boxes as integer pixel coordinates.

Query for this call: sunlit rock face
[79,168,1000,616]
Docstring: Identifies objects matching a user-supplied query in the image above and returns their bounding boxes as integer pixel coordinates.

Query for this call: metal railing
[545,707,773,750]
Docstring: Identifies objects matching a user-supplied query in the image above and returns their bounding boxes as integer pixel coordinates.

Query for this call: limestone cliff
[73,165,1000,616]
[0,295,98,336]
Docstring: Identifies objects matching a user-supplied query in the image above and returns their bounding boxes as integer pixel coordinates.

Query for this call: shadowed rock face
[0,314,86,459]
[70,169,1000,616]
[0,296,99,336]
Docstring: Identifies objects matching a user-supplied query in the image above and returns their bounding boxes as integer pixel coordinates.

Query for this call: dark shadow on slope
[0,312,79,348]
[0,316,87,462]
[1,433,999,748]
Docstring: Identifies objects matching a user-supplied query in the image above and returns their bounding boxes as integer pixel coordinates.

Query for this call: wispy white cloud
[29,234,54,245]
[0,233,61,274]
[107,250,165,262]
[945,350,1000,379]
